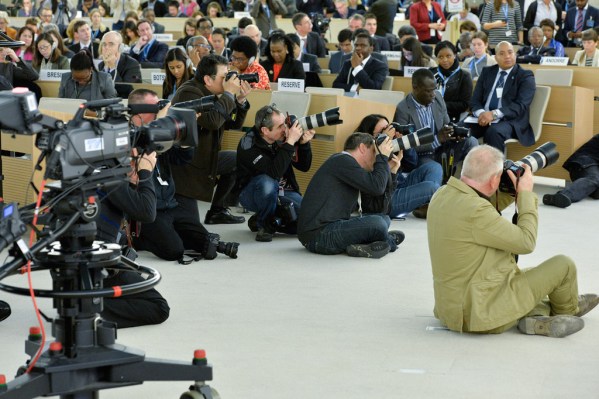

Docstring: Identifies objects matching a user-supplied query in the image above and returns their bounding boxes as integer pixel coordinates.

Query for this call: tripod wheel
[180,386,221,399]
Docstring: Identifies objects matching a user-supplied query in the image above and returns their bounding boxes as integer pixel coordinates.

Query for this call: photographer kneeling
[128,88,239,262]
[237,104,314,242]
[428,145,599,337]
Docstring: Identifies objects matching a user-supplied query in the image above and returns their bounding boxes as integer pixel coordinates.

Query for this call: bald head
[243,24,262,45]
[495,41,515,69]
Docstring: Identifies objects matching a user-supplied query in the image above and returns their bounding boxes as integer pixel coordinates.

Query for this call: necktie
[489,71,507,110]
[301,38,307,54]
[575,9,584,32]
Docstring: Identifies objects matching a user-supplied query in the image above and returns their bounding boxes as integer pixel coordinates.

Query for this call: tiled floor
[0,180,597,399]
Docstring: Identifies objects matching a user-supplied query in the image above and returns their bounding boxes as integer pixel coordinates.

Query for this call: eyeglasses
[198,25,212,30]
[194,43,211,49]
[230,55,247,63]
[38,44,52,51]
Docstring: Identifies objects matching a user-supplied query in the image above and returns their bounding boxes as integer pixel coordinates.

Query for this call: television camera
[0,89,219,399]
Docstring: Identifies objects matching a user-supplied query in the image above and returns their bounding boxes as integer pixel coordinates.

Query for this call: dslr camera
[203,233,239,260]
[226,71,260,84]
[499,142,559,194]
[376,126,435,153]
[446,122,471,139]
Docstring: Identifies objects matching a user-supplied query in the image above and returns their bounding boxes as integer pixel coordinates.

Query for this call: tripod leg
[0,371,51,399]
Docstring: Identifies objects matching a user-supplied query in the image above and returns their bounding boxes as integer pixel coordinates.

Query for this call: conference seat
[534,69,574,87]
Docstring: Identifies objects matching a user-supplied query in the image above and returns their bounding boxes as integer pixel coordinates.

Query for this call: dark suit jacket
[342,51,389,65]
[98,53,142,83]
[523,1,562,31]
[328,51,348,73]
[141,1,168,16]
[393,42,433,57]
[261,59,306,81]
[516,45,556,64]
[129,39,169,68]
[562,5,599,46]
[300,53,321,73]
[370,0,397,36]
[470,64,536,146]
[303,32,327,58]
[69,42,100,59]
[373,35,390,52]
[332,56,389,91]
[153,22,165,33]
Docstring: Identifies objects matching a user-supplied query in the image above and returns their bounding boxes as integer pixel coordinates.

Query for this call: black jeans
[102,271,170,329]
[133,194,210,261]
[211,150,238,209]
[562,165,599,202]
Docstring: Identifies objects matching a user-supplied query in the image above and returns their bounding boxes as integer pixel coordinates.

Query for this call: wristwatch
[492,110,499,120]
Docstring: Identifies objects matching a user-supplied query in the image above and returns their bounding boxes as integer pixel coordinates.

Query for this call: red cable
[24,179,47,374]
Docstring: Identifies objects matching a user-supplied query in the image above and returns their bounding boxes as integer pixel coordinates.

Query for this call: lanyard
[91,29,99,40]
[437,67,460,96]
[142,40,154,60]
[501,4,509,20]
[470,55,486,76]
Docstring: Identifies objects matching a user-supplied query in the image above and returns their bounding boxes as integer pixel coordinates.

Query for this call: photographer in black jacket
[237,104,314,242]
[128,89,239,262]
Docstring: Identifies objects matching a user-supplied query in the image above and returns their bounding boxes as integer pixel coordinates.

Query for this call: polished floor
[0,179,597,399]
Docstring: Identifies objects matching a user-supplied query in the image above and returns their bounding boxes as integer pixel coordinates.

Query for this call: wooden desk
[1,132,44,205]
[222,92,395,191]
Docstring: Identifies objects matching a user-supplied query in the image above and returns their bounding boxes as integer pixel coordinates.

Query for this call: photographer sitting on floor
[127,88,239,263]
[237,104,314,242]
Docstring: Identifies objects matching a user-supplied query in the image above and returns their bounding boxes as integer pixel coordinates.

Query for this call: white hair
[461,145,504,183]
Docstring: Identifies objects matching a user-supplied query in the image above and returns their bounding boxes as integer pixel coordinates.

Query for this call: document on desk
[463,115,500,124]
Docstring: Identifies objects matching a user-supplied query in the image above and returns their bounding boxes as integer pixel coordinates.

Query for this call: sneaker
[388,230,405,246]
[346,241,390,259]
[543,193,571,208]
[517,315,584,338]
[255,228,273,242]
[575,294,599,317]
[248,214,259,232]
[205,208,245,224]
[0,300,10,322]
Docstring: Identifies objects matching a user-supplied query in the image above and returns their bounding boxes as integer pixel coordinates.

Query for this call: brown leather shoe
[517,315,584,338]
[412,204,428,219]
[575,294,599,317]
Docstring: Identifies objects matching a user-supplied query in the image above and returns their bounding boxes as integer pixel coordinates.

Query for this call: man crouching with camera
[237,104,315,242]
[427,145,599,338]
[128,88,239,263]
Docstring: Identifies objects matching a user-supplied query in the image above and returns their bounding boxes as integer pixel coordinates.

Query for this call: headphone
[185,54,192,68]
[51,39,57,51]
[248,56,255,65]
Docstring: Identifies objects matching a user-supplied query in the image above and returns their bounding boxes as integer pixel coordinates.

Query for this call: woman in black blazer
[260,33,305,83]
[430,41,473,123]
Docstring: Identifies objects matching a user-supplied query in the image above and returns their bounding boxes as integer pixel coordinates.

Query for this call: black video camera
[499,142,559,194]
[225,71,260,84]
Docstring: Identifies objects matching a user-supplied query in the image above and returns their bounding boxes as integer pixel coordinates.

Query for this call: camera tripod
[0,191,218,399]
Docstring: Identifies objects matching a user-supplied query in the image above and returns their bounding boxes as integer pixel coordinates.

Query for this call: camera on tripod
[225,70,260,83]
[499,142,559,194]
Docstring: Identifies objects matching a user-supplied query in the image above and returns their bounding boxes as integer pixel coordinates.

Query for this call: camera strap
[178,250,203,265]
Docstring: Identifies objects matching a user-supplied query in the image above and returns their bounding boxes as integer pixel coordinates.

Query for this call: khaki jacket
[427,177,538,332]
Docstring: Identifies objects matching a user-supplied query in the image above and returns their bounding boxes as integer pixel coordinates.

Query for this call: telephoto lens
[376,127,435,153]
[499,142,560,194]
[285,107,343,130]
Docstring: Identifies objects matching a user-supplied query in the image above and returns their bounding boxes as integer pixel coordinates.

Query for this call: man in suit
[562,0,599,47]
[516,27,556,64]
[292,12,327,57]
[141,0,168,17]
[186,36,212,68]
[286,33,322,72]
[243,24,269,59]
[329,28,353,73]
[99,31,142,97]
[333,32,388,92]
[129,19,169,68]
[394,68,478,169]
[428,144,599,337]
[348,13,365,31]
[467,41,536,153]
[364,13,390,52]
[69,20,100,58]
[142,9,166,33]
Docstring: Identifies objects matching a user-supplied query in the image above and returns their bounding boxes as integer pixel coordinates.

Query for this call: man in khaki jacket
[427,145,598,338]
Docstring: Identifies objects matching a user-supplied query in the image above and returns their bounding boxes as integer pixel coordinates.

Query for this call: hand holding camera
[438,125,453,144]
[237,80,252,103]
[388,152,402,174]
[299,128,315,144]
[377,135,394,158]
[506,163,534,193]
[286,120,304,145]
[223,72,242,96]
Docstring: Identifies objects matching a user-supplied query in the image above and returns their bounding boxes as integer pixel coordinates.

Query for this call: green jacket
[427,177,538,332]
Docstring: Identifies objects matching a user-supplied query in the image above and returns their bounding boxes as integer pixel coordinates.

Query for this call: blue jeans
[561,165,599,202]
[304,214,397,255]
[239,174,302,230]
[390,161,442,217]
